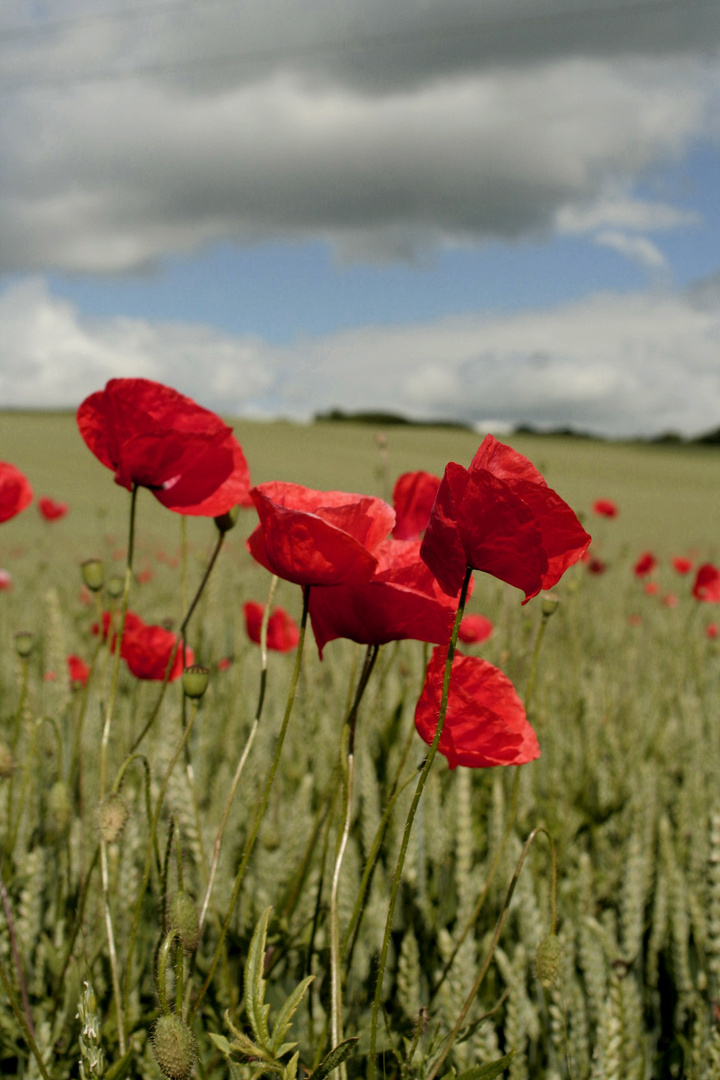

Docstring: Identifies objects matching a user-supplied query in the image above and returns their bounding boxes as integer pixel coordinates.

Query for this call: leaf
[270,975,314,1056]
[208,1033,232,1057]
[307,1036,360,1079]
[450,1052,515,1080]
[282,1050,300,1079]
[245,906,273,1051]
[105,1049,134,1080]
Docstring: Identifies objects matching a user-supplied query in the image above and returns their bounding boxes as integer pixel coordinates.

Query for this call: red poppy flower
[38,497,69,521]
[693,564,720,603]
[136,568,154,584]
[217,656,232,671]
[663,592,679,608]
[706,622,718,640]
[634,552,657,578]
[76,378,251,515]
[587,556,607,575]
[592,498,618,518]
[307,538,467,658]
[671,556,693,575]
[67,654,90,687]
[244,601,300,652]
[414,646,539,769]
[247,482,395,587]
[644,581,659,596]
[0,462,33,524]
[458,613,494,644]
[0,569,12,591]
[92,610,144,645]
[420,435,590,603]
[120,617,193,681]
[392,471,441,541]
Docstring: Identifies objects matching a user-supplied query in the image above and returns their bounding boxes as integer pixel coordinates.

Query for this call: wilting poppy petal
[247,482,395,587]
[421,436,589,602]
[592,499,618,518]
[458,613,493,644]
[307,538,467,657]
[67,654,90,687]
[634,552,657,578]
[0,463,33,524]
[414,646,539,769]
[244,601,300,652]
[38,497,68,521]
[693,564,720,603]
[77,378,251,515]
[392,471,441,540]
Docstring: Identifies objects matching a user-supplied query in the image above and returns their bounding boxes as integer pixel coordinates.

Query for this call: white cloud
[0,0,716,271]
[2,275,719,439]
[594,229,668,270]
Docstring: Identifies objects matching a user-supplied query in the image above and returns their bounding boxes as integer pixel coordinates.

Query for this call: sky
[1,0,719,438]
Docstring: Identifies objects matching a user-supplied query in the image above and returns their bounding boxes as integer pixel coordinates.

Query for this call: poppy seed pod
[168,891,200,954]
[81,558,104,592]
[106,576,124,599]
[182,665,209,700]
[541,593,560,617]
[14,631,34,659]
[214,505,239,533]
[151,1014,197,1080]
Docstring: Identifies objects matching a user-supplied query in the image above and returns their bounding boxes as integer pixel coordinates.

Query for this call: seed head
[106,576,124,599]
[535,933,563,987]
[81,559,105,592]
[14,630,34,658]
[182,665,209,700]
[151,1014,197,1080]
[96,792,129,843]
[541,593,560,618]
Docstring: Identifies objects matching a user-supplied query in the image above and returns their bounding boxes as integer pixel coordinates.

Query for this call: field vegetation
[1,412,720,1079]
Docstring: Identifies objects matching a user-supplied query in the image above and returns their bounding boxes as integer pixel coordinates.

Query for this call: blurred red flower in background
[0,570,12,590]
[644,582,659,596]
[391,471,441,540]
[592,499,618,518]
[420,435,590,602]
[414,646,539,769]
[77,378,251,515]
[634,552,657,578]
[706,622,719,640]
[671,556,693,575]
[38,497,68,521]
[307,538,467,657]
[693,564,720,602]
[458,613,494,644]
[247,482,395,587]
[244,601,300,652]
[0,462,33,524]
[67,655,90,687]
[120,617,193,681]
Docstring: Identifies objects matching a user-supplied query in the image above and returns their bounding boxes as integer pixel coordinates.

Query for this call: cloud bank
[2,274,719,439]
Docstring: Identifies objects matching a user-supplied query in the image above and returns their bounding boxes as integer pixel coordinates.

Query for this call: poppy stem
[189,583,311,1024]
[128,526,225,755]
[330,644,379,1064]
[368,565,473,1079]
[197,576,278,934]
[426,826,557,1079]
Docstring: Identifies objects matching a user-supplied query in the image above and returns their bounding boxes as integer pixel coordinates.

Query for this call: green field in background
[1,411,719,557]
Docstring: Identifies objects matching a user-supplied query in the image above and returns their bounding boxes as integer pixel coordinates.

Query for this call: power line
[0,0,717,94]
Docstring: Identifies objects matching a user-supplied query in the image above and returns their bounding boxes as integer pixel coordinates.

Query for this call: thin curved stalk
[368,567,472,1078]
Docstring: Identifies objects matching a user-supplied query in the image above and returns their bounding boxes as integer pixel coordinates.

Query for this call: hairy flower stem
[0,870,34,1039]
[129,527,226,754]
[522,603,554,718]
[189,584,311,1023]
[122,698,201,1042]
[198,575,278,934]
[0,950,52,1080]
[427,826,557,1079]
[368,566,472,1078]
[330,645,379,1063]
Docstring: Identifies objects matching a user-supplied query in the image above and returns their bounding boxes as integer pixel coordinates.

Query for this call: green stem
[0,950,53,1080]
[426,826,556,1079]
[129,528,225,754]
[368,566,472,1078]
[523,606,553,717]
[157,930,179,1014]
[189,584,311,1023]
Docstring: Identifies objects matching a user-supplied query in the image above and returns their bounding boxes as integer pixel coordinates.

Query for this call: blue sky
[1,0,719,436]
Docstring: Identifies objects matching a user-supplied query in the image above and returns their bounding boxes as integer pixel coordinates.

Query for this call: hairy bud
[151,1014,197,1080]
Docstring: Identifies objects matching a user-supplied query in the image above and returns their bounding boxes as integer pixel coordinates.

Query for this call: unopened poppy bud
[541,593,560,618]
[0,743,14,779]
[214,505,239,533]
[81,558,104,592]
[96,792,129,843]
[47,780,71,835]
[151,1014,197,1080]
[168,891,200,954]
[106,576,124,599]
[14,631,34,658]
[535,933,562,987]
[182,665,209,700]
